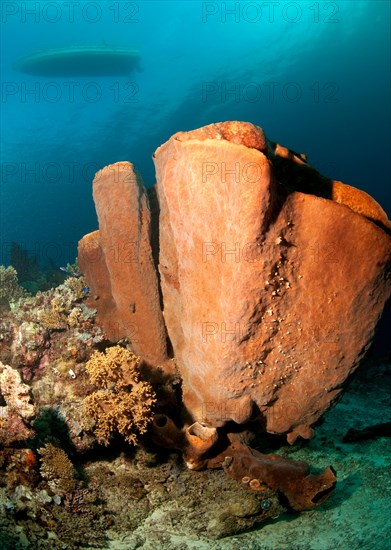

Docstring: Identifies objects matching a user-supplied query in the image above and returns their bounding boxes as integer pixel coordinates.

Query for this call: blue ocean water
[1,0,390,268]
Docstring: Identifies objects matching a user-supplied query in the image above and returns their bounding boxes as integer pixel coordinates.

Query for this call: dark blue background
[1,1,390,267]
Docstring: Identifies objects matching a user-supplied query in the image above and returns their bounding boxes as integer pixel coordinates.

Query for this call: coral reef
[2,274,96,371]
[1,447,39,490]
[0,277,389,546]
[0,273,104,452]
[0,362,35,419]
[38,443,77,495]
[0,265,28,306]
[1,122,390,545]
[0,361,36,446]
[83,346,157,445]
[37,308,68,331]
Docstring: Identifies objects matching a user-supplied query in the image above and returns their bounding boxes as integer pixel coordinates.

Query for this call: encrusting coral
[0,361,35,419]
[83,346,156,445]
[0,361,36,445]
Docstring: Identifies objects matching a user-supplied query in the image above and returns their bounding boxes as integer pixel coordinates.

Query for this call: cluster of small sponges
[83,346,156,446]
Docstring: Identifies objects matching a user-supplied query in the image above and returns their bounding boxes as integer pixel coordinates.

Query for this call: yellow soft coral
[83,346,156,446]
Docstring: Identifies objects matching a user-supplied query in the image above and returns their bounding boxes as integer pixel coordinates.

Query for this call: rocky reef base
[0,353,390,549]
[1,121,390,548]
[0,264,389,548]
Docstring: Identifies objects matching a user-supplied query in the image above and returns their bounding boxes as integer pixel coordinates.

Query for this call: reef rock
[154,121,391,442]
[78,162,168,366]
[0,361,36,445]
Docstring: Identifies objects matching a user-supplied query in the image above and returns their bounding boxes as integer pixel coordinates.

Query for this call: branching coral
[83,346,156,445]
[38,308,68,330]
[0,265,28,305]
[38,443,77,495]
[37,278,87,331]
[5,274,92,341]
[64,276,88,300]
